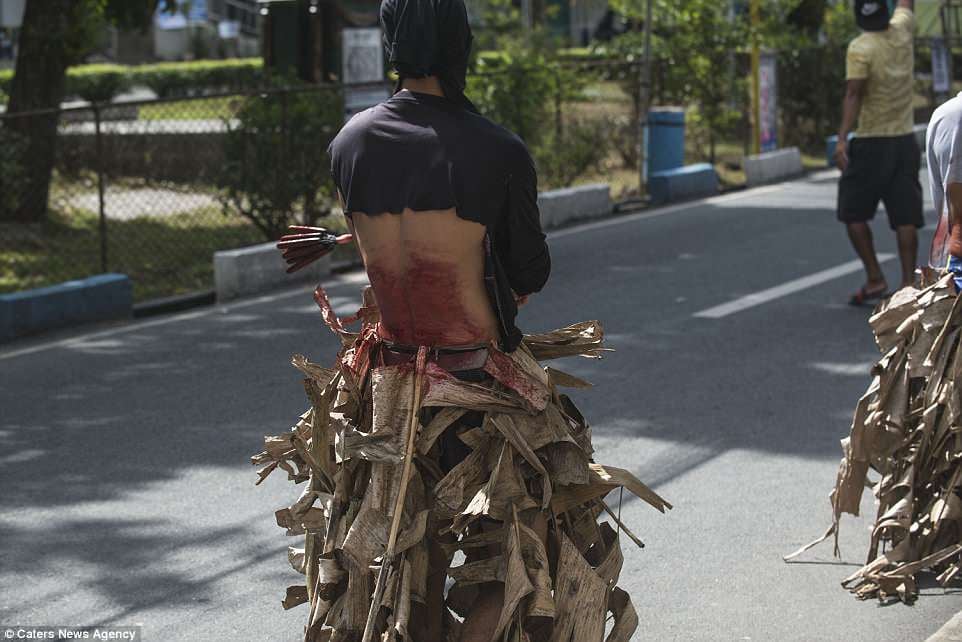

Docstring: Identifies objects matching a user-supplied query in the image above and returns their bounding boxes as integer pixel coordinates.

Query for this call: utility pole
[750,0,761,154]
[638,0,653,197]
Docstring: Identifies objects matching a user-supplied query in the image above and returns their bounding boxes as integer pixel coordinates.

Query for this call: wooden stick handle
[360,347,427,642]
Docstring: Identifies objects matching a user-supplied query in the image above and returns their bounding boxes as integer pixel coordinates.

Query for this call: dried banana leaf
[788,272,962,603]
[252,285,671,640]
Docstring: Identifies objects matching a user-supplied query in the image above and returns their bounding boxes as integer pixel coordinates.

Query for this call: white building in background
[0,0,259,64]
[152,0,260,61]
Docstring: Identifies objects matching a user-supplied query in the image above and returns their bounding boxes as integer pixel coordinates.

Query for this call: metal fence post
[554,66,563,140]
[93,103,108,273]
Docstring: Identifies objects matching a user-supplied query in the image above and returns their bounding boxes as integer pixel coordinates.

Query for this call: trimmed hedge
[0,58,265,104]
[0,52,610,105]
[127,58,265,98]
[477,46,606,69]
[64,64,132,102]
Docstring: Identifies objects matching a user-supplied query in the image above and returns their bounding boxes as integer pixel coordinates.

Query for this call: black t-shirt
[327,88,551,352]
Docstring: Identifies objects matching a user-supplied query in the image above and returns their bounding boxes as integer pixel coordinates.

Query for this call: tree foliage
[594,0,748,162]
[593,0,860,155]
[218,84,344,240]
[467,36,607,189]
[3,0,177,222]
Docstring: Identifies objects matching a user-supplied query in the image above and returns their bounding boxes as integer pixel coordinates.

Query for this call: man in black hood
[254,0,668,640]
[327,0,550,355]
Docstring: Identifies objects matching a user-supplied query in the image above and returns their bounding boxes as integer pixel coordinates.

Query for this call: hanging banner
[759,52,778,152]
[933,37,951,94]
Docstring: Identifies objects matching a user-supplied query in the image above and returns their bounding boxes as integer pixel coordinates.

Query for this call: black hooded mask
[379,0,479,113]
[854,0,891,32]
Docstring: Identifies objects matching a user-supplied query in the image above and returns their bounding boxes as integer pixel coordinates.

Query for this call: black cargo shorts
[837,132,924,229]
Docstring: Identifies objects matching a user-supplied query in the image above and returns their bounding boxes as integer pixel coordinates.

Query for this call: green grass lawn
[1,203,265,301]
[1,182,357,302]
[137,95,239,121]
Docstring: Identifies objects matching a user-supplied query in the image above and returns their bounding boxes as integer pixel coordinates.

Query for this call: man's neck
[399,76,445,97]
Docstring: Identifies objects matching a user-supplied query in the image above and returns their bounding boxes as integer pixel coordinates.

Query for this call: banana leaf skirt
[251,286,671,641]
[787,270,962,603]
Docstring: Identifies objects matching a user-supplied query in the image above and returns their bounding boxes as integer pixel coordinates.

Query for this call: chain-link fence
[0,68,642,303]
[0,83,373,302]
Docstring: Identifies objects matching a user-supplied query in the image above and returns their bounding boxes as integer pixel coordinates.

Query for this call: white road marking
[692,254,896,319]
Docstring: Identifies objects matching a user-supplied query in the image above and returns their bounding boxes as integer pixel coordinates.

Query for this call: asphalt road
[2,169,959,641]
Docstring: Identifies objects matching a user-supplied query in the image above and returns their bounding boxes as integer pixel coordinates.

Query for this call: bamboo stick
[361,348,427,642]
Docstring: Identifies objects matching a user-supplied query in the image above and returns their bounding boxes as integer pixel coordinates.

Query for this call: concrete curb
[538,183,611,229]
[744,147,804,187]
[213,242,332,302]
[648,163,719,205]
[0,274,132,343]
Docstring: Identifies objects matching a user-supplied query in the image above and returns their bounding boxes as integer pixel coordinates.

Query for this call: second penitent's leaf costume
[251,0,671,639]
[786,92,962,604]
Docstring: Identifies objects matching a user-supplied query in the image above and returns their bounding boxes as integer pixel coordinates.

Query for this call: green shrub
[469,44,605,188]
[66,64,131,102]
[0,59,266,106]
[128,58,266,98]
[218,83,344,240]
[534,118,610,190]
[468,55,557,145]
[772,1,858,149]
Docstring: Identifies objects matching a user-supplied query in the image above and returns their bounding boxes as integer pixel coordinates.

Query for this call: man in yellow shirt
[835,0,922,305]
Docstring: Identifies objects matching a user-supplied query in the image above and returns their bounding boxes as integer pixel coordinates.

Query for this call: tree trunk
[4,0,75,223]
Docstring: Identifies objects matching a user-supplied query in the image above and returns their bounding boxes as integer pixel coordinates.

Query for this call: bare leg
[895,224,918,288]
[459,514,549,642]
[846,222,887,291]
[413,533,454,641]
[459,582,505,642]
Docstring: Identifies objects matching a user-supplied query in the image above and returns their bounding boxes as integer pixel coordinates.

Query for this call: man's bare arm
[947,183,962,257]
[835,78,866,171]
[897,0,914,10]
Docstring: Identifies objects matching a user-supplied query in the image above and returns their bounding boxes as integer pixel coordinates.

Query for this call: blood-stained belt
[377,341,490,373]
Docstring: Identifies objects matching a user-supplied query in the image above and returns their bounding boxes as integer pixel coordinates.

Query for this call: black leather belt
[377,341,490,373]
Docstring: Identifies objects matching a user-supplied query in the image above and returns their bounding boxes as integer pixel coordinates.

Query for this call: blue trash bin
[647,108,686,179]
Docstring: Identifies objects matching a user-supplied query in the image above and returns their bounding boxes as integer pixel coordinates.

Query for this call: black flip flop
[848,285,889,307]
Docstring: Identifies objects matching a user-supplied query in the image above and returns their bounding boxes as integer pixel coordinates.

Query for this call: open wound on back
[366,253,489,346]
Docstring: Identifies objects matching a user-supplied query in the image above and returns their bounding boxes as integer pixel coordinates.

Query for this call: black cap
[855,0,891,32]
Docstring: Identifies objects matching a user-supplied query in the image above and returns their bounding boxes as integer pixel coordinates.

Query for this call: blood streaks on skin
[366,254,490,346]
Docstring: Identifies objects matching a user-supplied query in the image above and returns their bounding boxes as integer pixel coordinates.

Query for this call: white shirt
[926,91,962,267]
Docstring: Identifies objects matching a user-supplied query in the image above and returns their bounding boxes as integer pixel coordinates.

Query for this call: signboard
[342,28,383,85]
[342,27,388,121]
[759,52,778,153]
[933,37,951,94]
